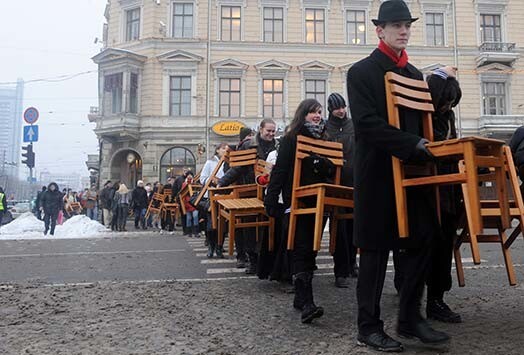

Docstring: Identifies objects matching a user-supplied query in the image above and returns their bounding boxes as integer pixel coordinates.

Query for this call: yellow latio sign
[211,120,246,136]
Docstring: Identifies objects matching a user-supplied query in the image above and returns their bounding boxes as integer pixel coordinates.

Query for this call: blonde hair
[117,184,129,194]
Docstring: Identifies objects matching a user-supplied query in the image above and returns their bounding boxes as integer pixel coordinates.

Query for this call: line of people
[206,1,464,352]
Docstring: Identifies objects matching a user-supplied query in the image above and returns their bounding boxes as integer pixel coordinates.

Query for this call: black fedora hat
[372,0,418,26]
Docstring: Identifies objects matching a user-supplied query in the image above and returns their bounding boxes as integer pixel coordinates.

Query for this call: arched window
[159,147,196,182]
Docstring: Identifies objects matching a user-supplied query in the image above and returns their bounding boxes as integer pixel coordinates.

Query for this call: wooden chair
[161,188,178,222]
[454,146,522,286]
[145,192,164,219]
[209,149,258,230]
[384,71,510,238]
[287,135,354,254]
[215,149,275,256]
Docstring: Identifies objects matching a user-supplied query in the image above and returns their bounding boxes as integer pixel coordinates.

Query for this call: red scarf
[378,40,409,68]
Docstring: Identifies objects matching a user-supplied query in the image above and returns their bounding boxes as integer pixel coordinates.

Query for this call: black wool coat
[326,113,355,187]
[347,49,439,251]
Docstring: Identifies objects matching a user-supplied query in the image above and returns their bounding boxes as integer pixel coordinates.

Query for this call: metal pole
[205,0,212,159]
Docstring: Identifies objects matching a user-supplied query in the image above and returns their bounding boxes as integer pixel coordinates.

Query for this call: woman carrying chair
[264,99,328,324]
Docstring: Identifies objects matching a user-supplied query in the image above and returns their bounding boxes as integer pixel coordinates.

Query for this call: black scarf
[303,120,326,139]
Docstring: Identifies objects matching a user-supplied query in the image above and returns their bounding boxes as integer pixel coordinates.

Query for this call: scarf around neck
[378,40,409,68]
[303,120,326,139]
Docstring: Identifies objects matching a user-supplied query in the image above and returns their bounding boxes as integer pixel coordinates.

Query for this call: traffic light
[22,144,35,168]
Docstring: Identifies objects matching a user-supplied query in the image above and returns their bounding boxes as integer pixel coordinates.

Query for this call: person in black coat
[325,93,358,289]
[173,168,191,234]
[41,182,63,236]
[131,180,149,229]
[347,0,449,351]
[424,66,463,323]
[265,98,328,324]
[218,119,277,273]
[34,186,46,220]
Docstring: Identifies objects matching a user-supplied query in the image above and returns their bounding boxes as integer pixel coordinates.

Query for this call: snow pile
[58,215,108,237]
[0,213,109,240]
[0,212,43,235]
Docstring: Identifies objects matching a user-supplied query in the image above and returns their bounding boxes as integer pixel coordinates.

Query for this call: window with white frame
[482,82,506,115]
[129,73,138,114]
[305,8,325,43]
[104,73,123,114]
[125,8,140,41]
[170,76,192,116]
[172,3,194,38]
[263,79,283,118]
[346,10,366,45]
[263,7,284,42]
[480,14,502,43]
[305,79,326,107]
[219,78,241,117]
[426,12,445,46]
[221,6,241,41]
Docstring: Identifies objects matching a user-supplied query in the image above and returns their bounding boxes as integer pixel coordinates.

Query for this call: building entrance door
[110,150,142,187]
[160,147,196,183]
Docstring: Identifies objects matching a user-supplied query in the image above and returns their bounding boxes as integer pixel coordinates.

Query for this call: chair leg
[454,242,466,287]
[229,210,236,257]
[392,158,409,238]
[218,207,224,246]
[287,211,297,250]
[463,143,483,235]
[498,225,517,286]
[494,165,510,230]
[313,190,325,252]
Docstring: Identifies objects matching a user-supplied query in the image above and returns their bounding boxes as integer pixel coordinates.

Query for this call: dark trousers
[235,227,256,262]
[111,209,119,230]
[134,207,146,228]
[332,218,358,277]
[43,210,59,235]
[0,210,4,225]
[292,215,322,274]
[117,203,129,229]
[357,242,432,335]
[426,211,455,300]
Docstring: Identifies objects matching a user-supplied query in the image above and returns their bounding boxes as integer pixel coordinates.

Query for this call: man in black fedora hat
[347,0,449,352]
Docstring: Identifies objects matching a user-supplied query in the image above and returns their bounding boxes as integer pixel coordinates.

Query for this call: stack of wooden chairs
[384,71,518,286]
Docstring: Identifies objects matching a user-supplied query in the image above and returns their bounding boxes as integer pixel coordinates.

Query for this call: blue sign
[23,107,39,124]
[23,125,39,142]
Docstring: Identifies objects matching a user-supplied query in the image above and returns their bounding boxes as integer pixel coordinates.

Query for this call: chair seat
[295,183,353,194]
[217,198,264,210]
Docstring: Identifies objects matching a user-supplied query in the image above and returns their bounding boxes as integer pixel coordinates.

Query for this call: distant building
[0,79,24,179]
[39,171,84,192]
[90,0,524,185]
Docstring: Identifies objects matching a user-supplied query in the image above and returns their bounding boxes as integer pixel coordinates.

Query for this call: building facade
[90,0,524,185]
[0,79,24,180]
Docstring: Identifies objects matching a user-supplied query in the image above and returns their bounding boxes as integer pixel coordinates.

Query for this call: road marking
[201,259,237,264]
[0,249,187,258]
[207,268,246,274]
[36,263,523,287]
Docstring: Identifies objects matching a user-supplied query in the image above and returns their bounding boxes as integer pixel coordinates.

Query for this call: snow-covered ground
[0,213,110,240]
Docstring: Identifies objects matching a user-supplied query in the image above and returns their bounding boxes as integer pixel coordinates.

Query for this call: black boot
[295,272,324,324]
[293,276,306,311]
[215,247,224,259]
[398,319,450,344]
[207,244,214,258]
[427,299,462,323]
[192,226,200,238]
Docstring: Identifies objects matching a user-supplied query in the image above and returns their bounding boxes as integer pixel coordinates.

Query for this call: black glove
[409,138,435,162]
[264,203,284,218]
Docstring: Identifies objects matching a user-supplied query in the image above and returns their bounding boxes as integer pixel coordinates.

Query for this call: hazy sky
[0,0,106,178]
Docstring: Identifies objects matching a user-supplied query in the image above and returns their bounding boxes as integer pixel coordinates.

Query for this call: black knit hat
[327,93,346,112]
[372,0,418,26]
[239,127,253,141]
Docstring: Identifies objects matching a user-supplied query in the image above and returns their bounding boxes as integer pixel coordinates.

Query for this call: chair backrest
[293,135,344,189]
[384,71,435,142]
[192,153,228,206]
[229,148,258,168]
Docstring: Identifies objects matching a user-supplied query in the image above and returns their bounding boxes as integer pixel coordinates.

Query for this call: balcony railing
[479,42,516,52]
